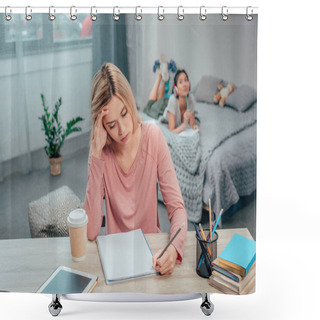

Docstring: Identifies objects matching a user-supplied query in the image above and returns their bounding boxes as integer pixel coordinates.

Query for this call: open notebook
[97,229,158,284]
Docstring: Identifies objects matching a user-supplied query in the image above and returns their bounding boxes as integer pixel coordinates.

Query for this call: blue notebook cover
[219,233,256,275]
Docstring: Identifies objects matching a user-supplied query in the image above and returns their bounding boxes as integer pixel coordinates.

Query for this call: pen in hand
[157,222,185,259]
[153,222,185,275]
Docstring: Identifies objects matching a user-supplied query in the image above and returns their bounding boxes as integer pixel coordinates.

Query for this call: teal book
[219,233,256,276]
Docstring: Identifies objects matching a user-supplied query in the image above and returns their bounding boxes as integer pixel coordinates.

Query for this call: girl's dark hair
[172,69,189,94]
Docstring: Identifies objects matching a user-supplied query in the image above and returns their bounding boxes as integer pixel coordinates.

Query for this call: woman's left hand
[183,110,192,124]
[192,124,199,130]
[153,244,178,275]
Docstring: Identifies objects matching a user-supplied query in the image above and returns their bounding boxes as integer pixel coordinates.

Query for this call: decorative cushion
[195,75,223,104]
[28,186,82,238]
[225,84,257,112]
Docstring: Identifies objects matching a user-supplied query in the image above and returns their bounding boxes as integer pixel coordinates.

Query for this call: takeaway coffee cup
[67,208,88,262]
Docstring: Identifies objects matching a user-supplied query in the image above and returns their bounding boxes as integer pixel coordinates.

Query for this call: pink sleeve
[156,127,188,262]
[83,146,105,241]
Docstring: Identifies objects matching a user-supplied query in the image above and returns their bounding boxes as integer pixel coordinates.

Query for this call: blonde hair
[90,62,141,144]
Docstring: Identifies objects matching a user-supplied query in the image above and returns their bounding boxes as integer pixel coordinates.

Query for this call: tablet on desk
[37,266,98,294]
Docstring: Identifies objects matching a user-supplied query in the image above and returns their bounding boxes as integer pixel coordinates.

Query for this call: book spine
[219,259,245,276]
[211,273,240,293]
[208,279,238,295]
[240,277,255,295]
[212,263,240,282]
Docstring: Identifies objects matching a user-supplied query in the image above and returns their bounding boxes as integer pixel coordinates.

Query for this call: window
[5,14,44,42]
[53,14,92,43]
[0,13,92,57]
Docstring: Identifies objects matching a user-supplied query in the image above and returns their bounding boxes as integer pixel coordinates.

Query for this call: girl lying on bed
[144,56,198,134]
[84,62,187,275]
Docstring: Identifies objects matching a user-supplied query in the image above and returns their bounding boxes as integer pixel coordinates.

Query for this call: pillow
[195,75,223,104]
[225,84,257,112]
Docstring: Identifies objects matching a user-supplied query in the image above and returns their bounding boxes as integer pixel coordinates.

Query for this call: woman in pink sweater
[84,63,187,275]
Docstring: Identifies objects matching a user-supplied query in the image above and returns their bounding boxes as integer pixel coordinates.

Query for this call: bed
[140,76,257,223]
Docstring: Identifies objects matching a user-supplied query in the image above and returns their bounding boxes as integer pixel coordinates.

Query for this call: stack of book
[209,233,256,295]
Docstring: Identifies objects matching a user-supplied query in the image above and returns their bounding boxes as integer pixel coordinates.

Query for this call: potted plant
[38,94,84,175]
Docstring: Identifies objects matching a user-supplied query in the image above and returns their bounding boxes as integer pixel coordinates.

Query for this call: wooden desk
[0,228,254,294]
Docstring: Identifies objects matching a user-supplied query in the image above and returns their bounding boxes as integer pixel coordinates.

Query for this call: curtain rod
[0,6,259,16]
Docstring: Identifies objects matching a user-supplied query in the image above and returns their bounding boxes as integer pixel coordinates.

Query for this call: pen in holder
[195,228,218,278]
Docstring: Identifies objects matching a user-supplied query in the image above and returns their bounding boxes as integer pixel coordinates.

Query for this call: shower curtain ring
[25,6,32,21]
[177,6,184,21]
[70,6,77,21]
[246,6,253,21]
[5,6,12,21]
[221,6,228,21]
[157,6,164,21]
[49,6,56,21]
[90,6,97,21]
[200,6,207,21]
[135,6,142,21]
[113,6,120,21]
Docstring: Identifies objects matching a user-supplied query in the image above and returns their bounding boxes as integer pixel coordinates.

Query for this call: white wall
[0,46,92,163]
[127,14,257,109]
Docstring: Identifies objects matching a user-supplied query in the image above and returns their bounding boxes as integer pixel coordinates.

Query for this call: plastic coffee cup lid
[67,209,88,228]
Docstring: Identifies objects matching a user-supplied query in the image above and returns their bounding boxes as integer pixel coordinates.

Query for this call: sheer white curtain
[0,13,92,181]
[0,14,33,180]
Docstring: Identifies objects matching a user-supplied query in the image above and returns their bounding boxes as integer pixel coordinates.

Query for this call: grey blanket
[155,103,257,222]
[203,122,257,218]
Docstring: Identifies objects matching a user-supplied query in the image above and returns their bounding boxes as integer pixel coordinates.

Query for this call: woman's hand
[183,109,191,125]
[152,244,178,275]
[92,108,109,159]
[192,124,199,130]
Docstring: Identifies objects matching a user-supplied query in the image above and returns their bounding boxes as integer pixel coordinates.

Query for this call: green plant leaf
[39,94,84,158]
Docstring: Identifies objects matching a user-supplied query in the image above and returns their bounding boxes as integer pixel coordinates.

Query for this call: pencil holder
[195,229,218,278]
